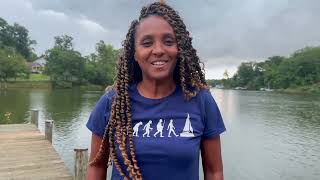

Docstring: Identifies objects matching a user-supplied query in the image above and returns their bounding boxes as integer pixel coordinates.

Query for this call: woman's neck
[137,78,176,99]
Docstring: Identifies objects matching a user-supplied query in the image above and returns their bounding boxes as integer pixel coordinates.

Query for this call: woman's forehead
[135,16,175,38]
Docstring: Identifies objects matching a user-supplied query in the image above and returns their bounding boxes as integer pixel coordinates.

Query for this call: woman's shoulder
[195,87,213,100]
[105,87,116,98]
[93,87,116,110]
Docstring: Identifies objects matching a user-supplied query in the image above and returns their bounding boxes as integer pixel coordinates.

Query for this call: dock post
[45,120,54,143]
[74,148,88,180]
[31,109,39,127]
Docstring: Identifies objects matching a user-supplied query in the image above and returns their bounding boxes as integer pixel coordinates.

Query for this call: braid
[89,2,207,180]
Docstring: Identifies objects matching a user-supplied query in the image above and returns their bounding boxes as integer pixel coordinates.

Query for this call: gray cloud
[1,0,319,78]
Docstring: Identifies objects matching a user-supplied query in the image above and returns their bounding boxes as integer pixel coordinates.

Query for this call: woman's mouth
[151,60,168,68]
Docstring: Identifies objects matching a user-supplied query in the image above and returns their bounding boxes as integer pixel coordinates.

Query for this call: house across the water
[28,57,46,74]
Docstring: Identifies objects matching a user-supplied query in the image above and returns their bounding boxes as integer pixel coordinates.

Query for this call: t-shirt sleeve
[201,89,226,139]
[86,91,113,138]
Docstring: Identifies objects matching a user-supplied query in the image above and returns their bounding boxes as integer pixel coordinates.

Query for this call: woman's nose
[152,41,165,56]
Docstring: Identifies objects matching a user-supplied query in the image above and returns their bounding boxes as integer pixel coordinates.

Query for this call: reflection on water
[213,89,320,180]
[0,88,319,180]
[0,89,31,124]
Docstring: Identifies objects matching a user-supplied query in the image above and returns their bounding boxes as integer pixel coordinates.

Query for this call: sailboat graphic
[180,113,195,137]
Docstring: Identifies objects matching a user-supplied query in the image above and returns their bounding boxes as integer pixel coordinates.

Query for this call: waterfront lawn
[8,74,50,82]
[29,74,50,81]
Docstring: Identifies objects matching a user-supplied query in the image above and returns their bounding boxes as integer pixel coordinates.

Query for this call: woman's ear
[134,53,138,62]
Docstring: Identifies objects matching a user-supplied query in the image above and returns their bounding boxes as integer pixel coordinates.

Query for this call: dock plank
[0,124,73,180]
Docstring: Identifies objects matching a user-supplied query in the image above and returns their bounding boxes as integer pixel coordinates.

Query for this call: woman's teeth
[152,61,166,65]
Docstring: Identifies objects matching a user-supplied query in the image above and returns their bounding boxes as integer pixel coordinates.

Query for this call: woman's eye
[142,40,152,47]
[164,39,175,46]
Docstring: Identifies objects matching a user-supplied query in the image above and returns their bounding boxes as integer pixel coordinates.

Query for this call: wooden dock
[0,123,73,180]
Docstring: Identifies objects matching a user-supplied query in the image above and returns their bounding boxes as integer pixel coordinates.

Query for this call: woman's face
[134,15,178,82]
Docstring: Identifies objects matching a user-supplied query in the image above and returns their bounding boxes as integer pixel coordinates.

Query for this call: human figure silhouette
[154,119,165,137]
[167,119,179,137]
[133,122,143,137]
[143,120,153,137]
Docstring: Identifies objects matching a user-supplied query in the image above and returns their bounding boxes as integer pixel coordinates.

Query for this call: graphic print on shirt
[143,120,153,137]
[153,119,165,137]
[133,114,195,138]
[133,121,143,137]
[167,119,179,137]
[180,113,195,137]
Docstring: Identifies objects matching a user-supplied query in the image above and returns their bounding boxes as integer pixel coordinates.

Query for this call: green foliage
[224,46,320,92]
[0,17,118,87]
[29,74,50,81]
[45,35,85,82]
[0,17,37,60]
[54,35,73,50]
[84,40,118,86]
[0,47,29,81]
[283,83,320,94]
[290,47,320,85]
[44,37,118,87]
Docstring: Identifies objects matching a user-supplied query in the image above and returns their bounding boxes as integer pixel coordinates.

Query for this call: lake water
[0,88,319,180]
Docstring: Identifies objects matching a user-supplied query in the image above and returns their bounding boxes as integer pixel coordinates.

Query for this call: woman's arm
[87,133,109,180]
[201,135,224,180]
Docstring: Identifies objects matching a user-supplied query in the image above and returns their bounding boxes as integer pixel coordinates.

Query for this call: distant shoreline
[0,81,105,91]
[211,84,320,94]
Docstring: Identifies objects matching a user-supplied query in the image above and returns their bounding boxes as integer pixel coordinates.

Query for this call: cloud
[38,9,68,20]
[0,0,115,56]
[77,16,108,34]
[1,0,320,79]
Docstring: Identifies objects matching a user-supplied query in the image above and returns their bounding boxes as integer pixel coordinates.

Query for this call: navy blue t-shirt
[87,84,226,180]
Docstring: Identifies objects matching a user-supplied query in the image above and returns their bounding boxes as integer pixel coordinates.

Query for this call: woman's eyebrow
[138,33,176,42]
[140,34,153,41]
[163,33,176,39]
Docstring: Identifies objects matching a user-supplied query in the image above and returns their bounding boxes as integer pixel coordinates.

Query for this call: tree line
[1,17,319,91]
[45,35,118,86]
[207,47,320,92]
[0,17,118,87]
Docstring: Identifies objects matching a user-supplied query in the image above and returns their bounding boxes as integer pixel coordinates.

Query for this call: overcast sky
[1,0,319,79]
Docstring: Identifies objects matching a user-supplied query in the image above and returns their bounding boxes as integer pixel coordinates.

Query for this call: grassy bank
[28,74,50,81]
[0,81,52,89]
[279,83,320,94]
[2,74,106,90]
[0,81,106,91]
[8,74,51,81]
[1,74,51,89]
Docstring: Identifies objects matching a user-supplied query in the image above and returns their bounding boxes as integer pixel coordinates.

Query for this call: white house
[28,57,46,74]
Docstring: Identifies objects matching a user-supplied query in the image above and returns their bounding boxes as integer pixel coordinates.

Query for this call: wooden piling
[45,120,54,143]
[74,148,88,180]
[31,109,39,127]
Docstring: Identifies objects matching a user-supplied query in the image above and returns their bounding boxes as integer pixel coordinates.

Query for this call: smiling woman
[86,2,226,180]
[134,15,178,97]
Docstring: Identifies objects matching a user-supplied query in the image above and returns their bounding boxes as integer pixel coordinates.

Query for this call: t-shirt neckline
[132,83,179,103]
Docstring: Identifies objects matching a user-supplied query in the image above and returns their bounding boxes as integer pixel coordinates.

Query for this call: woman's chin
[146,72,174,82]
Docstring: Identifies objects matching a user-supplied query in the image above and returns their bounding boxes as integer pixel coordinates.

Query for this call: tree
[290,47,320,85]
[235,62,255,87]
[228,46,320,90]
[0,17,37,60]
[54,35,73,50]
[0,47,29,82]
[84,40,118,85]
[263,56,285,88]
[45,35,85,82]
[223,70,229,79]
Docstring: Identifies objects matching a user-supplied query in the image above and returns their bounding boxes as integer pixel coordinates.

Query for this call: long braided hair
[89,2,208,180]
